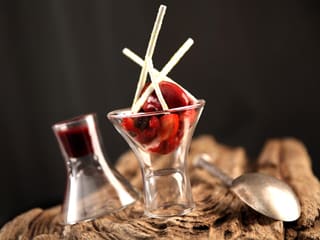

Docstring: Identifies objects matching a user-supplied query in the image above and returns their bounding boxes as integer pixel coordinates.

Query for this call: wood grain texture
[1,135,319,240]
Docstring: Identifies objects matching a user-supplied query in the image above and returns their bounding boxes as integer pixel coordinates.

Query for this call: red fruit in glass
[180,109,197,127]
[121,81,196,154]
[142,81,192,112]
[137,116,160,143]
[158,114,179,141]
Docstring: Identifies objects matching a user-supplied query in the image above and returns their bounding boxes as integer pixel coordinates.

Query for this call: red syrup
[57,125,94,158]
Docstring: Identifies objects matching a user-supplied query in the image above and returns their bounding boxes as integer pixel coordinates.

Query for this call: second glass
[53,113,139,224]
[108,100,205,218]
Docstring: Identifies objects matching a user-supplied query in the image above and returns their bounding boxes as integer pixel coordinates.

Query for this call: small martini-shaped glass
[108,100,205,218]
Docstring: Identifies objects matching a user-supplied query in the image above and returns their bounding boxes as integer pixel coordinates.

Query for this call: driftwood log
[1,135,320,239]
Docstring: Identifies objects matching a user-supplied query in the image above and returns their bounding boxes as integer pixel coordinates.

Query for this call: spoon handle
[194,154,233,187]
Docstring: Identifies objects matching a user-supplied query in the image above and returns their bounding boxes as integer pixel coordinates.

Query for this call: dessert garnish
[120,4,199,154]
[123,37,196,113]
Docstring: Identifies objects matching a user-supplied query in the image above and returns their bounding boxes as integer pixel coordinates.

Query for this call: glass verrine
[107,100,205,218]
[52,113,139,224]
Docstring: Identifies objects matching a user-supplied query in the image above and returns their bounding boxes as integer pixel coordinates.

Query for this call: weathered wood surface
[1,135,320,239]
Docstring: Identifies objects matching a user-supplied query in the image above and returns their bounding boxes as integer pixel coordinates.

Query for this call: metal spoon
[193,153,301,222]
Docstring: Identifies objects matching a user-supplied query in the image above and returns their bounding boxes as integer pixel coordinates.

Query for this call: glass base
[144,168,194,218]
[63,199,138,225]
[144,203,195,218]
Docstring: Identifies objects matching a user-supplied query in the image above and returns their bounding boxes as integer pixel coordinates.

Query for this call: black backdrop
[1,0,319,226]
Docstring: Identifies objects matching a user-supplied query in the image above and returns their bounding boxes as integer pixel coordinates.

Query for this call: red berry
[137,127,157,143]
[158,114,179,141]
[122,118,137,133]
[180,109,197,127]
[160,81,190,108]
[146,114,180,154]
[148,135,181,154]
[165,135,181,152]
[142,81,191,112]
[136,116,160,143]
[149,116,160,129]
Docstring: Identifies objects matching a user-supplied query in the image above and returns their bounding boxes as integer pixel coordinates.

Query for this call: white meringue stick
[131,5,166,110]
[146,58,168,111]
[123,38,197,113]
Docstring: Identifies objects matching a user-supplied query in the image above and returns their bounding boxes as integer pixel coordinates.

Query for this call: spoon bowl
[193,154,301,222]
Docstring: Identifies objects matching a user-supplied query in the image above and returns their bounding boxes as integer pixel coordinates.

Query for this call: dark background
[1,0,319,226]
